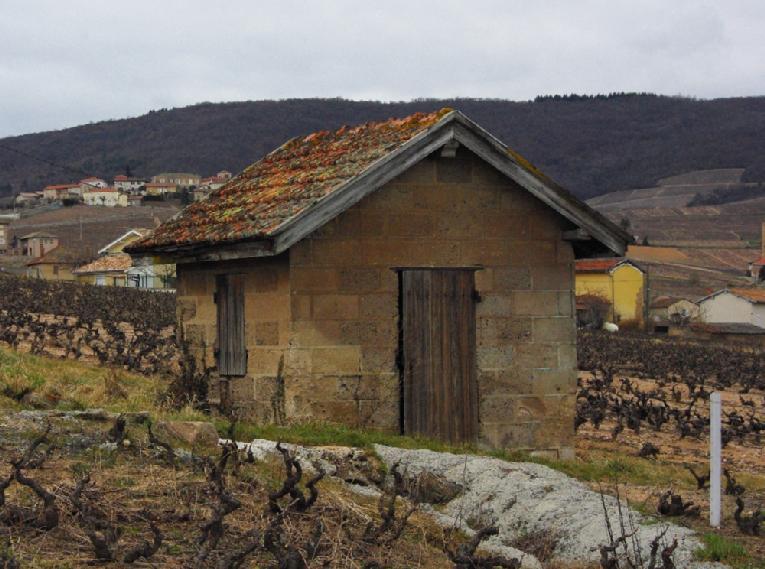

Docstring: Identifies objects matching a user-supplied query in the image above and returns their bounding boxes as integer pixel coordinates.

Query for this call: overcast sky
[1,0,763,138]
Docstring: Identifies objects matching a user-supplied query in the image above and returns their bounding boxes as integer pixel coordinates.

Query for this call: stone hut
[127,109,630,457]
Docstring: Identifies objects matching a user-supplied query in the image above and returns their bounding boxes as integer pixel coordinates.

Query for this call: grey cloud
[0,0,763,137]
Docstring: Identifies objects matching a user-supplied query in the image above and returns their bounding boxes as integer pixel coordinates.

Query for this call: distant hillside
[1,94,765,200]
[587,169,764,212]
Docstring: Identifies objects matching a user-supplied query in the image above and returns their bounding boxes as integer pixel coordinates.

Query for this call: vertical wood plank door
[401,269,478,443]
[216,274,247,376]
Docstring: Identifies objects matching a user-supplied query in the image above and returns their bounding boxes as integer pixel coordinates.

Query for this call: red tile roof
[73,253,133,274]
[27,244,90,265]
[574,258,625,273]
[130,109,454,251]
[729,287,765,303]
[44,184,78,191]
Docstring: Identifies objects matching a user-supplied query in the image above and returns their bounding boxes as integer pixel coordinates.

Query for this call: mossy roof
[129,108,454,251]
[128,108,630,257]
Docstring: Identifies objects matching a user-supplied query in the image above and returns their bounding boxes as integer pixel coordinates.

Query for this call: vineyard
[0,275,175,329]
[0,275,181,377]
[577,332,764,450]
[576,331,765,562]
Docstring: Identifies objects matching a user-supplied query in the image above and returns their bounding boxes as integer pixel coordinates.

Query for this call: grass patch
[0,347,167,413]
[218,419,481,455]
[695,533,756,568]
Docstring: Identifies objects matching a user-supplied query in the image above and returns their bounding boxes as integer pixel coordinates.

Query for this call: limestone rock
[397,470,463,504]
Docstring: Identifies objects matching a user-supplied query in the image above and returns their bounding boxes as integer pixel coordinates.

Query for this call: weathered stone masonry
[176,148,577,458]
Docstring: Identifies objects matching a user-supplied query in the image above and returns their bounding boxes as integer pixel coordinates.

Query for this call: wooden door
[400,269,478,443]
[215,274,247,376]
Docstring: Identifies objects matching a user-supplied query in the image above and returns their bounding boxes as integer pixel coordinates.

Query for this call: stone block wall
[284,147,577,456]
[176,147,577,456]
[176,255,291,420]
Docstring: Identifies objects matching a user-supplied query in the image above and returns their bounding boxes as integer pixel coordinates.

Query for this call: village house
[127,109,629,456]
[194,171,233,201]
[42,184,79,201]
[113,175,148,193]
[26,244,85,281]
[83,188,128,207]
[125,262,176,289]
[575,258,646,327]
[697,288,765,329]
[74,228,175,288]
[648,295,700,331]
[73,254,132,286]
[17,232,59,257]
[78,177,108,195]
[0,213,20,254]
[151,172,201,188]
[144,183,177,197]
[15,191,42,206]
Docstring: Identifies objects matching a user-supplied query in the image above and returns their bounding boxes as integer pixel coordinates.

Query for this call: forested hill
[1,94,765,200]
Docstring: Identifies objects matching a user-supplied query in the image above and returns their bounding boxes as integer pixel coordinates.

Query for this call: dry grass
[0,421,455,568]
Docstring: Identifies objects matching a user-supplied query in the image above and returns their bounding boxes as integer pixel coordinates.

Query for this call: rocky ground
[0,409,738,568]
[241,438,730,569]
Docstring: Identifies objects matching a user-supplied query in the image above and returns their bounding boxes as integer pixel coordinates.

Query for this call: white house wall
[699,293,753,324]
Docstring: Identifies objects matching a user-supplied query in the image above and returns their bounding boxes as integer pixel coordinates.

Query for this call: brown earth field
[576,372,765,564]
[1,204,180,274]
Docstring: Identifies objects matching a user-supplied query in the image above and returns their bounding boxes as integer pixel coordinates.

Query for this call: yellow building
[575,258,647,327]
[73,254,132,286]
[74,228,175,289]
[26,245,82,281]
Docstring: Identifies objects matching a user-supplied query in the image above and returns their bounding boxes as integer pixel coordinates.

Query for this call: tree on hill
[1,96,765,200]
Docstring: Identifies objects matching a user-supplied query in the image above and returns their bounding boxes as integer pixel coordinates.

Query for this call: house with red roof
[575,257,647,327]
[78,177,108,194]
[127,109,630,455]
[113,175,148,193]
[83,187,128,207]
[698,287,765,329]
[42,184,79,201]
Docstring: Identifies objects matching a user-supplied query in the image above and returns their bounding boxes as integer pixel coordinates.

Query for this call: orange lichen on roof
[130,108,454,251]
[730,287,765,303]
[575,258,625,273]
[73,254,133,274]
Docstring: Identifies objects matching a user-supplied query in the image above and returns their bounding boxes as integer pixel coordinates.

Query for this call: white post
[709,391,722,528]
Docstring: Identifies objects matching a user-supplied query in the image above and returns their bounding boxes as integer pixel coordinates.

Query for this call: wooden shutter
[401,269,478,443]
[216,274,247,376]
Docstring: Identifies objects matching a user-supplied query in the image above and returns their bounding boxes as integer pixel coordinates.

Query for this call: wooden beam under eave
[562,228,592,241]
